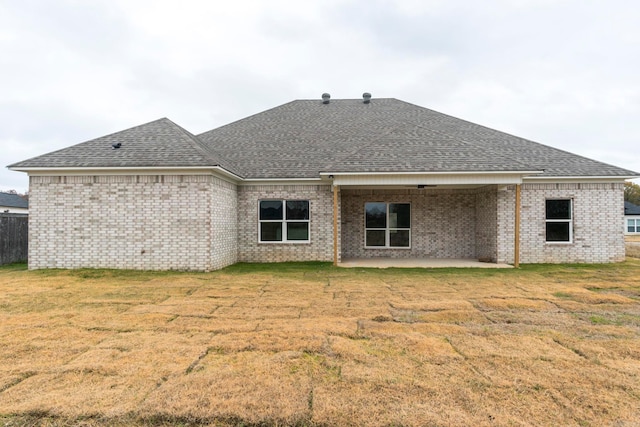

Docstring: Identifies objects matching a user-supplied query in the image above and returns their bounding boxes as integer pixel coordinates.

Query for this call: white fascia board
[239,177,327,186]
[323,171,543,187]
[320,170,543,176]
[10,166,244,184]
[523,176,638,183]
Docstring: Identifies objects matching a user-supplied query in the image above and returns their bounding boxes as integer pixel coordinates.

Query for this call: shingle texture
[625,201,640,215]
[0,192,28,209]
[9,118,231,170]
[9,99,638,179]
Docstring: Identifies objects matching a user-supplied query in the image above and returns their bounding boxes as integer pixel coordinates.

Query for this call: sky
[1,0,639,193]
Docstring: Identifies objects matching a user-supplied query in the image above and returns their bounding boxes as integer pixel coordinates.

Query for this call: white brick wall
[28,174,238,271]
[475,186,498,262]
[237,184,337,263]
[341,188,478,259]
[27,176,625,270]
[516,183,625,263]
[497,186,516,264]
[210,177,238,270]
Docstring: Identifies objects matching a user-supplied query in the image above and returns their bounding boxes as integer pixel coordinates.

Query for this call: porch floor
[339,258,513,269]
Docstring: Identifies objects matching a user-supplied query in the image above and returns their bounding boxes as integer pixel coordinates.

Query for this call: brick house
[625,201,640,235]
[8,95,638,270]
[0,192,28,214]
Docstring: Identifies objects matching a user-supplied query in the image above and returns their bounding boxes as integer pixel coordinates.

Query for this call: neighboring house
[625,201,640,235]
[0,192,28,214]
[7,95,639,270]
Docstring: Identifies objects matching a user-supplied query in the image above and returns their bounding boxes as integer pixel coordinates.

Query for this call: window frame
[545,198,573,244]
[258,199,310,244]
[628,218,640,234]
[364,202,411,249]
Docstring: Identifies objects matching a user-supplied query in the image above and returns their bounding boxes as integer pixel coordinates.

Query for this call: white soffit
[523,176,636,183]
[326,172,541,187]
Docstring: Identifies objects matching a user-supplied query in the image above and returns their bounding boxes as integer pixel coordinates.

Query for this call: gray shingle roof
[197,98,637,179]
[625,201,640,215]
[9,118,234,172]
[0,192,28,209]
[9,98,638,180]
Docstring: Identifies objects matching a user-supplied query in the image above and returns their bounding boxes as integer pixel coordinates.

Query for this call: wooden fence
[0,213,28,265]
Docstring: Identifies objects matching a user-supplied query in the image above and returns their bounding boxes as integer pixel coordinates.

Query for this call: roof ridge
[393,100,638,175]
[198,100,299,138]
[402,118,535,172]
[162,118,243,177]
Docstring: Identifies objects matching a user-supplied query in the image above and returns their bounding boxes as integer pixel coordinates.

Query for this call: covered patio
[327,171,533,268]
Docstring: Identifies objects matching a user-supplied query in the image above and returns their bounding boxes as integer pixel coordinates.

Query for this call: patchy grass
[627,236,640,258]
[1,260,640,426]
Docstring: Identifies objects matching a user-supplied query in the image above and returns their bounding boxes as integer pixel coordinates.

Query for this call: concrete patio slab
[339,258,514,269]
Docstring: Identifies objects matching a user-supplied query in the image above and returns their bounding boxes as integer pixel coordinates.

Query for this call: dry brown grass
[1,260,640,426]
[626,235,640,259]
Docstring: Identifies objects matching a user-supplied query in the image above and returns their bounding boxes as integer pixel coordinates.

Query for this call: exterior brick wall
[210,177,238,270]
[496,186,516,264]
[28,174,237,271]
[237,184,337,263]
[341,188,478,259]
[517,183,625,263]
[475,186,498,262]
[27,176,625,270]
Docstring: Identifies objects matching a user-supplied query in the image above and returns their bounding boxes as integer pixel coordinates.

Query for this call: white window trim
[258,199,310,244]
[364,202,412,249]
[545,199,573,244]
[627,217,640,234]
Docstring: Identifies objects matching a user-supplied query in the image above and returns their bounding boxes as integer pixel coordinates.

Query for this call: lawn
[1,260,640,426]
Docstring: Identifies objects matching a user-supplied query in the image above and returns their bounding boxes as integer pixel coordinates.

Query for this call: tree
[625,182,640,205]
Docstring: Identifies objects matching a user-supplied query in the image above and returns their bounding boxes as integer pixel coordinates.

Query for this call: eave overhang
[522,175,638,183]
[320,171,544,187]
[8,166,244,183]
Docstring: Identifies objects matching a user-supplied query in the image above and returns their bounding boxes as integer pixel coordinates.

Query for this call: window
[365,202,411,248]
[259,200,309,243]
[545,199,572,242]
[628,218,640,234]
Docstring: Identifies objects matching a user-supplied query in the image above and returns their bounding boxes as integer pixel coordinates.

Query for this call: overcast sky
[1,0,639,193]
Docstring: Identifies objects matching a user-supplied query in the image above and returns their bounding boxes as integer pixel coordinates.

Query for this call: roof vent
[363,92,372,104]
[322,93,330,104]
[111,143,122,150]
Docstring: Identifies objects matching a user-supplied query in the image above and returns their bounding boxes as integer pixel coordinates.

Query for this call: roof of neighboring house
[8,98,639,180]
[0,192,28,209]
[625,201,640,215]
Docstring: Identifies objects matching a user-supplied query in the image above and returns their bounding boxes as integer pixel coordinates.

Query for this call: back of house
[8,95,638,270]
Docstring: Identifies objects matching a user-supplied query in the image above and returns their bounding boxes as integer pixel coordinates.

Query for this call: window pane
[389,229,410,247]
[287,222,309,240]
[365,203,387,228]
[546,222,570,242]
[366,230,386,246]
[389,203,410,228]
[286,200,309,220]
[260,201,283,220]
[260,222,282,241]
[546,200,571,219]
